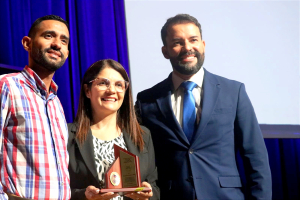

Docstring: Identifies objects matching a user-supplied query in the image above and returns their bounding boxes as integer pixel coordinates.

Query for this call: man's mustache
[178,50,200,60]
[44,47,64,59]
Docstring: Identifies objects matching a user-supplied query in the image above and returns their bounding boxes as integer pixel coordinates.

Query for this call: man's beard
[171,51,205,75]
[31,44,66,72]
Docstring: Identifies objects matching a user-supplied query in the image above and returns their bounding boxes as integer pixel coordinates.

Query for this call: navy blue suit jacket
[135,69,272,200]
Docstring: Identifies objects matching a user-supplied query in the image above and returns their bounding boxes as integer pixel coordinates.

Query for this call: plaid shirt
[0,66,70,200]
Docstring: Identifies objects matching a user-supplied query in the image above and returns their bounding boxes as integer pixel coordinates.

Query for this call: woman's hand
[125,181,153,200]
[85,185,119,200]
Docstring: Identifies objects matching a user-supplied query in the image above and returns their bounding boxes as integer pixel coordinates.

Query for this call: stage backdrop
[124,1,300,198]
[0,0,129,123]
[125,0,300,138]
[0,0,299,200]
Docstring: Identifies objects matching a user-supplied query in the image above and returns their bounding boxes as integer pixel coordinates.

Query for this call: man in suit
[135,14,272,200]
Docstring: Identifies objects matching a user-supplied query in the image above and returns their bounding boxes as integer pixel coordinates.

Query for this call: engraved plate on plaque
[120,150,137,187]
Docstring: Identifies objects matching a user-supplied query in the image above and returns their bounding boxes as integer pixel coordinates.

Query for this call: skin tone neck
[28,60,55,91]
[173,69,196,80]
[90,109,120,141]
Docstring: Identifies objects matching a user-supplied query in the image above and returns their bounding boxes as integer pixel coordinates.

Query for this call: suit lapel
[156,74,190,146]
[192,70,220,144]
[75,129,98,179]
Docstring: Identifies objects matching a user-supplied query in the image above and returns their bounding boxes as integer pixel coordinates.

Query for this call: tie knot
[181,81,197,91]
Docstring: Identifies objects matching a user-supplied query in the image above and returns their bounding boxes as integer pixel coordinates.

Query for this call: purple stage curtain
[0,0,129,123]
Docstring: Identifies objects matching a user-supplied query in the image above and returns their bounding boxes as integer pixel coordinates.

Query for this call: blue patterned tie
[181,81,197,142]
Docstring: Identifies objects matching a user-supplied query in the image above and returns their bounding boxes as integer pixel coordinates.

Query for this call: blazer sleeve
[67,123,88,200]
[234,84,272,199]
[142,127,160,200]
[70,188,86,200]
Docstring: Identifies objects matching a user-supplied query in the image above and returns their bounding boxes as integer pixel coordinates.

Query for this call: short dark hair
[28,15,69,38]
[161,14,202,46]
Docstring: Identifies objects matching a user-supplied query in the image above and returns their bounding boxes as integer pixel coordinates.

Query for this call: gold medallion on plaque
[110,172,120,186]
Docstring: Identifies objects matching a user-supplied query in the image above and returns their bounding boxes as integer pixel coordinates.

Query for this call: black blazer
[67,123,159,200]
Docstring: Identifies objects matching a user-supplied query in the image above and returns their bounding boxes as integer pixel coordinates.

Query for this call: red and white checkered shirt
[0,66,70,200]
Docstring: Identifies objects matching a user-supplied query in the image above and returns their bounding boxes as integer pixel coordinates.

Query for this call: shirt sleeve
[0,187,8,200]
[0,80,10,152]
[0,80,10,200]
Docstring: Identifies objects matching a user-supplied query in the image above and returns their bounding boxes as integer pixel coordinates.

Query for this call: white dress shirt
[171,67,204,127]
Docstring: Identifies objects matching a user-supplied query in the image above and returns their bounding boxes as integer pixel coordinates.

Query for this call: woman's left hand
[124,181,153,200]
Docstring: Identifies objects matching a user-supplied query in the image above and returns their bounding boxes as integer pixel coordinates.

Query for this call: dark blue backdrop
[0,0,129,123]
[0,0,299,199]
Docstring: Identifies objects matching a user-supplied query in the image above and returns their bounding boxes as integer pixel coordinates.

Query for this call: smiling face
[85,67,126,118]
[27,20,70,72]
[162,23,205,77]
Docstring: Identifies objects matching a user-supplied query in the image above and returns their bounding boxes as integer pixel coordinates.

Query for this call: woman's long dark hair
[74,59,144,150]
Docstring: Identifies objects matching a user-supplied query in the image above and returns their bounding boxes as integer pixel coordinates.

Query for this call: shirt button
[189,149,194,154]
[57,161,60,165]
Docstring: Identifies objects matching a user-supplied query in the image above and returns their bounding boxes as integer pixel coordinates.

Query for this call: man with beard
[0,15,70,200]
[135,14,271,200]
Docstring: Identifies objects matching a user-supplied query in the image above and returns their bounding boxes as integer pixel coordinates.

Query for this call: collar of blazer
[154,68,221,147]
[68,123,141,181]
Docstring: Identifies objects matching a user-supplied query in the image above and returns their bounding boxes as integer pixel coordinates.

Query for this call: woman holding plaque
[68,59,159,200]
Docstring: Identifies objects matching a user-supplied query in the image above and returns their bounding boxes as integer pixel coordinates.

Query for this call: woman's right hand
[85,185,119,200]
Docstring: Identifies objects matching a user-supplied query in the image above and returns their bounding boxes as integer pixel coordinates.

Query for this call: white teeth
[49,53,58,58]
[102,98,116,102]
[182,56,194,60]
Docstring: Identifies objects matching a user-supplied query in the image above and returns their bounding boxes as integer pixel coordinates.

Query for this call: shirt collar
[172,67,204,91]
[21,65,58,95]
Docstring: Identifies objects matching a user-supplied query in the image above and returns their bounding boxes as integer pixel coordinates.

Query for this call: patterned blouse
[93,133,127,200]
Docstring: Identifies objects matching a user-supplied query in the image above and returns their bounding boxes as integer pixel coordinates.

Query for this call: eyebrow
[61,35,70,43]
[171,35,199,41]
[42,30,70,42]
[189,36,200,39]
[171,38,182,41]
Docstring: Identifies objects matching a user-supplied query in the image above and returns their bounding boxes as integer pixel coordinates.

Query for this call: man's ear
[162,46,170,59]
[84,84,91,98]
[22,36,31,52]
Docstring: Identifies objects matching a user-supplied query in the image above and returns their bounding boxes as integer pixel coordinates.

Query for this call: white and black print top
[93,133,127,200]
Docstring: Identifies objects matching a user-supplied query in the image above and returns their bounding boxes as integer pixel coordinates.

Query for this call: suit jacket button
[189,149,194,154]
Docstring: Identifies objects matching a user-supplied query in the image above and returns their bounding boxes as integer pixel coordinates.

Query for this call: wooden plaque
[100,144,151,193]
